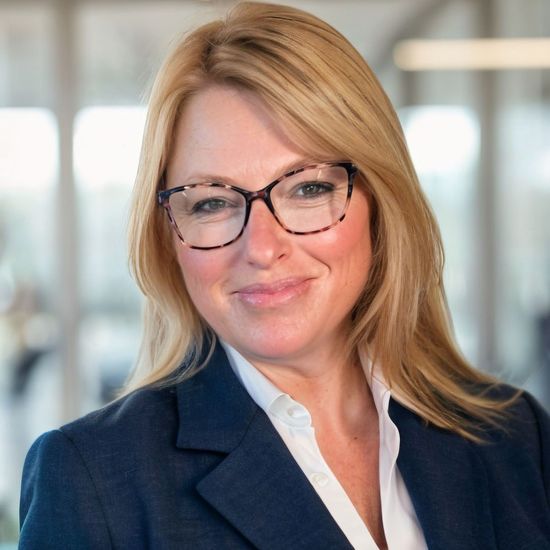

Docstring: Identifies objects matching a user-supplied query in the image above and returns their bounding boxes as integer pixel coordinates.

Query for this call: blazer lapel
[389,399,497,550]
[176,342,353,549]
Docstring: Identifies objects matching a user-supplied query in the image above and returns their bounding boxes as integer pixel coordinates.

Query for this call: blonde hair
[126,1,517,440]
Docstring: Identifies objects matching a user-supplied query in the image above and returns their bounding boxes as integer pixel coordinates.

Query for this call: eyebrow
[170,156,322,188]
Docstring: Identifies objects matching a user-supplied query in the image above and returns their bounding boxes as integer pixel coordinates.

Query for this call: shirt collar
[221,342,314,428]
[221,341,285,413]
[221,340,393,427]
[363,360,392,422]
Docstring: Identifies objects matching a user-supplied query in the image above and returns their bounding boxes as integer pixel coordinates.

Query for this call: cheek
[175,248,230,306]
[311,196,372,273]
[333,228,372,294]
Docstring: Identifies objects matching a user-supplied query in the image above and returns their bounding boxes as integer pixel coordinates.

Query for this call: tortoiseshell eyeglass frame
[157,161,358,250]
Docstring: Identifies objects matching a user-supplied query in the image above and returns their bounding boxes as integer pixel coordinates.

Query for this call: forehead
[165,85,315,188]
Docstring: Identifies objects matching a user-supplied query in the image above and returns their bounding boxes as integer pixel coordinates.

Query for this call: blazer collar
[175,340,354,549]
[175,341,496,550]
[389,399,497,550]
[175,341,258,453]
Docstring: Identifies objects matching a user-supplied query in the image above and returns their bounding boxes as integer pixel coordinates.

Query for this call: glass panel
[492,0,550,404]
[0,6,54,107]
[395,0,550,411]
[77,2,226,105]
[400,106,480,364]
[0,107,59,542]
[74,107,146,408]
[496,104,550,404]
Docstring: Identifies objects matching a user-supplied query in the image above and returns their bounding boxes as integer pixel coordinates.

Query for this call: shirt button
[310,472,329,487]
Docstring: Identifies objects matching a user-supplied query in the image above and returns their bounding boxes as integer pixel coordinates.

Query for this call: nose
[239,199,290,268]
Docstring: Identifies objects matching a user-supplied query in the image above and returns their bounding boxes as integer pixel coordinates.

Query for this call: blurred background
[0,0,549,544]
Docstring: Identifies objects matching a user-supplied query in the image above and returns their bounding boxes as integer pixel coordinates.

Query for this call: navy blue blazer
[19,342,550,549]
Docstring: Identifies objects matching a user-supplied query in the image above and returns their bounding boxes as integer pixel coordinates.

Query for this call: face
[166,85,372,369]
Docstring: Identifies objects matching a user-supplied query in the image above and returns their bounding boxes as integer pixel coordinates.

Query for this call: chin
[226,329,318,365]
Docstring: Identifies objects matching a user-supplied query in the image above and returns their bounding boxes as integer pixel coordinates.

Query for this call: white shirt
[221,342,427,550]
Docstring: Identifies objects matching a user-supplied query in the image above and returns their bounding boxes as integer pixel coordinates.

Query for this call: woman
[19,3,550,549]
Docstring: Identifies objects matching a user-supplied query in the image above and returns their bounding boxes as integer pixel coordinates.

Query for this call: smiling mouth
[234,278,312,307]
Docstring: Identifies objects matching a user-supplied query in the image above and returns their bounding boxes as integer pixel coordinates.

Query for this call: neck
[249,348,375,437]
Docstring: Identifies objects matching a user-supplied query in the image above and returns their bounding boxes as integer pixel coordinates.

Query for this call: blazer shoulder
[475,386,550,502]
[508,390,550,478]
[486,386,550,445]
[20,429,113,548]
[20,384,182,548]
[60,382,179,446]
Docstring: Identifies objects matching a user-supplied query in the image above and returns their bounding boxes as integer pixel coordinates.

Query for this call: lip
[234,277,312,307]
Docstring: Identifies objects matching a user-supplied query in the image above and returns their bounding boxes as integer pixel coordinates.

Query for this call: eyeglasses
[157,161,357,250]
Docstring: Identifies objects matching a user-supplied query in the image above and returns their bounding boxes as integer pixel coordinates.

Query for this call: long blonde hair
[126,1,517,440]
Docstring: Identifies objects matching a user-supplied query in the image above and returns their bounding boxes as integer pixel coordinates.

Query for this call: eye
[191,197,234,214]
[294,181,335,197]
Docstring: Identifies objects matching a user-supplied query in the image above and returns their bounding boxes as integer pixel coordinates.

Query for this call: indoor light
[394,38,550,70]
